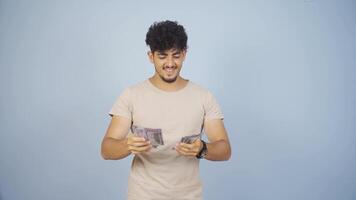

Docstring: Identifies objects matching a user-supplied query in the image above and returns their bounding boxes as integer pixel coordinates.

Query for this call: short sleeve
[203,91,224,120]
[108,88,132,120]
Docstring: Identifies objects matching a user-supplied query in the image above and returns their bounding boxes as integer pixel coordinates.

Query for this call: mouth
[164,67,176,76]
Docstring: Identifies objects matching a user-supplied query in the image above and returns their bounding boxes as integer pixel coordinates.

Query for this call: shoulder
[121,80,149,94]
[188,81,213,96]
[188,81,221,107]
[112,81,148,101]
[127,80,147,91]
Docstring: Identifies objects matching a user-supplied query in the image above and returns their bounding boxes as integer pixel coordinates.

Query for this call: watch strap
[196,140,207,159]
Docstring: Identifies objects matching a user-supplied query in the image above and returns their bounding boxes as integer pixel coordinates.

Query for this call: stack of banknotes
[180,134,201,144]
[131,125,202,148]
[131,125,164,148]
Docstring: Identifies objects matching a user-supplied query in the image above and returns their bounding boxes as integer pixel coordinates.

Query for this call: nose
[166,56,174,68]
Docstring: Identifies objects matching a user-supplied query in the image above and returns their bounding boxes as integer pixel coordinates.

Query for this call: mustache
[163,66,177,69]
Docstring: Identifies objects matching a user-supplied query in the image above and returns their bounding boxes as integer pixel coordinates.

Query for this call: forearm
[204,139,231,161]
[101,137,131,160]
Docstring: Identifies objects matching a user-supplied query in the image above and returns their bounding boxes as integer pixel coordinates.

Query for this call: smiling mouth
[164,67,176,75]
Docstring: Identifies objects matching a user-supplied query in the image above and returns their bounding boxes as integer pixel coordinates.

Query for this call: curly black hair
[145,20,188,52]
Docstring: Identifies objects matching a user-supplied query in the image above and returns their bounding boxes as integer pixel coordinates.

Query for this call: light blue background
[1,0,355,199]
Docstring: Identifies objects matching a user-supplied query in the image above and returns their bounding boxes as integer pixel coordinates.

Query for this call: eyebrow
[157,51,181,56]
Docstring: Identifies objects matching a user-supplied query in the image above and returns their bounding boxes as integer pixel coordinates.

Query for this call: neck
[149,74,188,92]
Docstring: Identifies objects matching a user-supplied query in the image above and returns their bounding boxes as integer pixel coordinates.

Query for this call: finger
[179,142,194,148]
[177,145,191,153]
[128,141,150,147]
[176,145,198,155]
[129,136,147,142]
[179,142,200,151]
[129,144,151,153]
[131,151,142,155]
[176,148,197,157]
[175,147,186,155]
[127,137,149,145]
[177,143,200,153]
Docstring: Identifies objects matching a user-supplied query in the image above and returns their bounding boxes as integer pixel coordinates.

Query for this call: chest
[131,93,205,135]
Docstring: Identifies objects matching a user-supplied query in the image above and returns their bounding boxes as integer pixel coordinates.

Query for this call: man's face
[148,48,186,83]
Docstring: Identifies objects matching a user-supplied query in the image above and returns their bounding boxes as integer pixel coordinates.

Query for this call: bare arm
[203,119,231,161]
[101,115,152,160]
[175,119,231,161]
[101,116,132,160]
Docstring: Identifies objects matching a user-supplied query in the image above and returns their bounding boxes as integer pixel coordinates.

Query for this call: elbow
[221,150,231,161]
[101,149,114,160]
[100,140,110,160]
[225,150,231,161]
[101,148,109,160]
[101,151,109,160]
[223,145,232,161]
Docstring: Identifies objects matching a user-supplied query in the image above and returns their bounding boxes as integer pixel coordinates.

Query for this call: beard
[158,73,178,83]
[156,66,179,83]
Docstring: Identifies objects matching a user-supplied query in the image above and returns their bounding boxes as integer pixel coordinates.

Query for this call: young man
[101,20,231,200]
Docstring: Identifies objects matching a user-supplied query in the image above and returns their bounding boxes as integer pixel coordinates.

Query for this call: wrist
[198,140,203,152]
[196,140,207,159]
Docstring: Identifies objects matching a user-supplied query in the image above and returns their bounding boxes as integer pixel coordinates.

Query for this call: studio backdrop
[0,0,355,200]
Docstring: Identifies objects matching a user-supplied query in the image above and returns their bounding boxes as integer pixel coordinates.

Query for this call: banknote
[131,125,164,148]
[180,133,201,144]
[171,133,202,150]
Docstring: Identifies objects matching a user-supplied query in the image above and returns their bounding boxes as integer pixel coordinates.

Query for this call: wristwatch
[196,140,207,159]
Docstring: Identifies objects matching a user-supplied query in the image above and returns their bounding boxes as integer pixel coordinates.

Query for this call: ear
[181,50,187,60]
[147,51,154,63]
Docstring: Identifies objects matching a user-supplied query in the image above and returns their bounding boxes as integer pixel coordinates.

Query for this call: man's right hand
[127,136,151,154]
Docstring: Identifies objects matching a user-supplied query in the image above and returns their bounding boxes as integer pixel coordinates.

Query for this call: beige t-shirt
[109,79,224,200]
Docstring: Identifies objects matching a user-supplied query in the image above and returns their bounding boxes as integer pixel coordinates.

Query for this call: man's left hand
[175,139,202,158]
